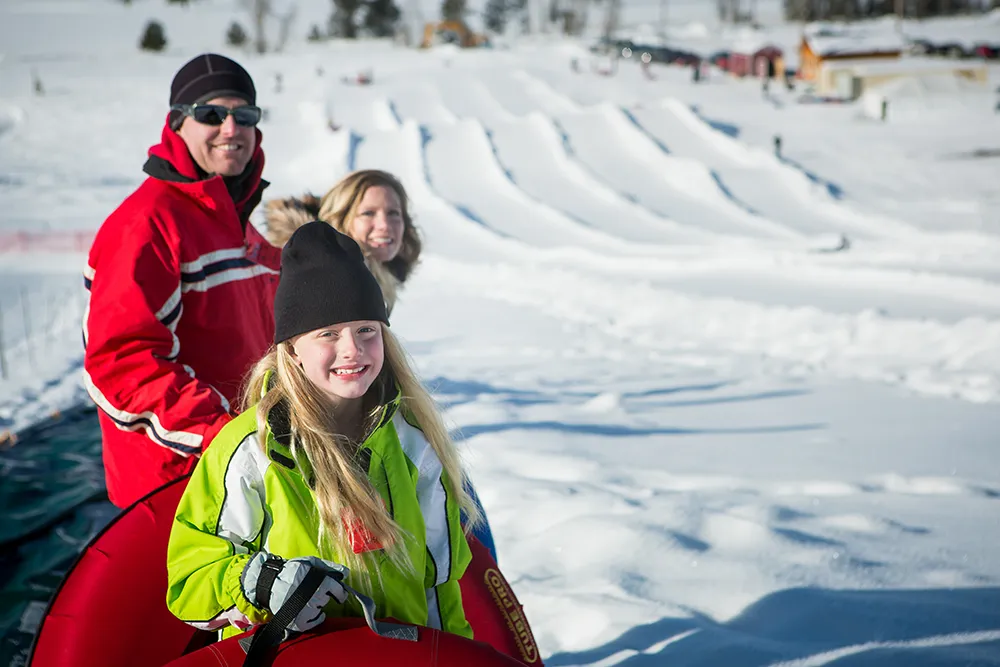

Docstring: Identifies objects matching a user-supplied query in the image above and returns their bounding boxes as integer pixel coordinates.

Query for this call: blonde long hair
[241,324,480,582]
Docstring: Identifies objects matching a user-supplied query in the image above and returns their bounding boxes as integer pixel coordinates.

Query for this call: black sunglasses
[171,103,263,127]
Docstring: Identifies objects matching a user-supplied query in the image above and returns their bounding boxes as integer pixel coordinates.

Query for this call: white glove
[241,553,350,633]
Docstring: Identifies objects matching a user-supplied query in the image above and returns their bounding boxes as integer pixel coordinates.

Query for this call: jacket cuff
[225,554,270,624]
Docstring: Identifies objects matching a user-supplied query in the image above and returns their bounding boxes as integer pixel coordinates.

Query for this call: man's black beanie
[274,222,389,345]
[169,53,256,129]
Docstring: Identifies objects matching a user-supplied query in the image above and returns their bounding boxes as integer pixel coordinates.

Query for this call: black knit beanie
[274,222,389,344]
[169,53,256,129]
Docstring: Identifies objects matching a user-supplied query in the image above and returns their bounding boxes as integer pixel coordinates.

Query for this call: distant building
[798,23,905,84]
[727,39,784,79]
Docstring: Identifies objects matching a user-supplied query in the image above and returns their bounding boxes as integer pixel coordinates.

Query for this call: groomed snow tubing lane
[27,475,542,667]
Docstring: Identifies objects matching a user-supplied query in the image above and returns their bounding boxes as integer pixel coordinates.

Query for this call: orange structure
[798,25,903,82]
[420,21,487,48]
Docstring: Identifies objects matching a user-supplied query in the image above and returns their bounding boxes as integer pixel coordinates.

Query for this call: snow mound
[861,74,993,120]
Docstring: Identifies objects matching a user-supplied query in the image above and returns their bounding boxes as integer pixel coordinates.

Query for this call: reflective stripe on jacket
[166,397,473,640]
[83,120,280,508]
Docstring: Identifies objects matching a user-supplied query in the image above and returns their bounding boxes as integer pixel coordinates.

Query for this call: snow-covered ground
[2,0,1000,664]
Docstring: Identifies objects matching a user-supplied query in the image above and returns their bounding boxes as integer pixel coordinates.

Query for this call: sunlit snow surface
[1,1,999,664]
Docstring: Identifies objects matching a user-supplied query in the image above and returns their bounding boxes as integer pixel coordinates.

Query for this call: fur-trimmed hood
[263,195,401,315]
[263,194,321,248]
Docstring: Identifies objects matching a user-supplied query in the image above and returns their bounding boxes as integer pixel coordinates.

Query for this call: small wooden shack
[799,23,904,83]
[727,41,784,79]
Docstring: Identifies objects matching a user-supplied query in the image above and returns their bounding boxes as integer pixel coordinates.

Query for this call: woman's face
[349,185,405,263]
[290,321,384,407]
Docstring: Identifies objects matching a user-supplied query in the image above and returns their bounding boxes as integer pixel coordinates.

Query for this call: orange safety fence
[0,231,96,254]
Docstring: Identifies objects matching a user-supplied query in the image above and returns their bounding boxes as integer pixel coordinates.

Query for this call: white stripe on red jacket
[83,120,280,508]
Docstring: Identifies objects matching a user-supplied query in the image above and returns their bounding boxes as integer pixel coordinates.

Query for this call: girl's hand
[241,553,350,632]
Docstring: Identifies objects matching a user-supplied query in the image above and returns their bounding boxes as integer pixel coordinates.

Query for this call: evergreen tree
[139,20,168,51]
[510,0,528,31]
[226,21,248,47]
[441,0,466,22]
[330,0,363,38]
[364,0,401,37]
[483,0,508,32]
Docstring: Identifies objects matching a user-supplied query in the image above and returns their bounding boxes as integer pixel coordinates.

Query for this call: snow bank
[861,74,995,121]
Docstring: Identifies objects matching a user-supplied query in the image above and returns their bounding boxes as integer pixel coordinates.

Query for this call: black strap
[255,554,285,612]
[239,570,419,666]
[241,566,328,666]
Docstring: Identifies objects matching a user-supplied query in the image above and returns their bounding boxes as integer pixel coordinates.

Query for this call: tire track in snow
[422,69,830,254]
[384,83,457,127]
[421,117,643,253]
[433,73,517,124]
[345,66,1000,291]
[388,82,624,251]
[667,99,1000,256]
[626,101,899,241]
[552,106,804,241]
[324,87,390,135]
[508,69,581,115]
[486,113,719,245]
[369,97,404,131]
[474,69,546,117]
[509,71,998,255]
[492,72,779,243]
[352,91,828,262]
[483,71,819,244]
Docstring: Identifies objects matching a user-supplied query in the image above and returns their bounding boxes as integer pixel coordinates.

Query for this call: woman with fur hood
[264,170,420,315]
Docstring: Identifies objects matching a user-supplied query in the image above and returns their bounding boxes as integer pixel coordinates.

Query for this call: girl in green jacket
[166,221,481,641]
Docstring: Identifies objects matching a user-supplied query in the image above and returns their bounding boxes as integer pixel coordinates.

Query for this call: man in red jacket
[83,54,281,508]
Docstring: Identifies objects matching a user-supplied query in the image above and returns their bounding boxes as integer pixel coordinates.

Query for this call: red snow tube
[460,537,542,665]
[28,476,198,667]
[164,616,521,666]
[28,476,543,667]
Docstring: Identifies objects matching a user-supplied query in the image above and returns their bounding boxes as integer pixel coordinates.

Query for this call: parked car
[707,50,730,69]
[907,38,934,56]
[672,50,700,66]
[935,42,970,59]
[974,43,999,60]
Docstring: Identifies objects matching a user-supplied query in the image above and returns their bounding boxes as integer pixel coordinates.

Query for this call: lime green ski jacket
[165,394,473,640]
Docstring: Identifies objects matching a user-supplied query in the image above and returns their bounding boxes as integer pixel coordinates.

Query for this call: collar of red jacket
[146,114,266,215]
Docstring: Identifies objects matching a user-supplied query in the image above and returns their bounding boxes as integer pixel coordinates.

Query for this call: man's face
[176,96,257,177]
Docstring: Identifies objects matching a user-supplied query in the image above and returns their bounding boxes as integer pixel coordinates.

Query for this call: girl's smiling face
[290,320,384,406]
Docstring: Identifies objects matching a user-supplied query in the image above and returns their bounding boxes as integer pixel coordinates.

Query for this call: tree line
[781,0,996,22]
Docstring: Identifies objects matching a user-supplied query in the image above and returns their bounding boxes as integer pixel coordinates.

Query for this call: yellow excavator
[420,21,488,48]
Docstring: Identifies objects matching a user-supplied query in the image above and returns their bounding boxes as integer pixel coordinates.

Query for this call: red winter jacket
[83,119,281,508]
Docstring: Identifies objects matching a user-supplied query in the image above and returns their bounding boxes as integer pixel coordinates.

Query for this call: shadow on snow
[545,586,1000,666]
[430,375,820,438]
